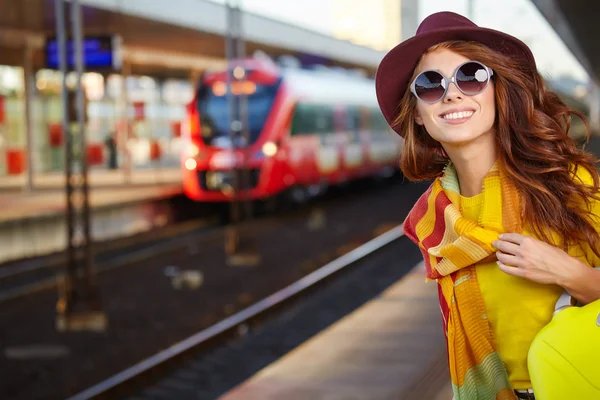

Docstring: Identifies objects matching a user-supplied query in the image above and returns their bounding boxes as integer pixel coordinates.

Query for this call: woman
[375,11,600,400]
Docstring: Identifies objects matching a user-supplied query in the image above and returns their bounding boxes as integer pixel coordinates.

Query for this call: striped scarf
[404,162,521,400]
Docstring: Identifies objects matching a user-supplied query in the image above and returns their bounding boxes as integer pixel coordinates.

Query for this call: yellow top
[459,166,600,390]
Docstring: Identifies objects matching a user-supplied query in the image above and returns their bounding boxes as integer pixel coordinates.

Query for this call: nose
[443,81,463,103]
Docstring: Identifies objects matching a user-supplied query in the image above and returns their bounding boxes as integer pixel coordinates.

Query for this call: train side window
[291,103,334,135]
[345,107,361,142]
[314,105,334,134]
[291,103,316,135]
[369,108,390,134]
[359,107,370,131]
[345,107,361,131]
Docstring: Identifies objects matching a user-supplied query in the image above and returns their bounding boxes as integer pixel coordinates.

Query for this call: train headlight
[261,141,278,157]
[184,158,197,170]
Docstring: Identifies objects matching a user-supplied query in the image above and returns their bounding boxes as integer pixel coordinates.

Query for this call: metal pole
[121,61,132,184]
[55,0,106,331]
[23,40,35,192]
[226,1,240,223]
[71,0,95,296]
[116,0,132,184]
[55,0,76,314]
[467,0,475,21]
[224,0,260,267]
[234,3,253,221]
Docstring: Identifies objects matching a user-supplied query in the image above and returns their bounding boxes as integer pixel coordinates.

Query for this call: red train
[181,56,402,202]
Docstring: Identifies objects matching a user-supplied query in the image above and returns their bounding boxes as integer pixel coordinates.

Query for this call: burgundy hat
[375,11,536,136]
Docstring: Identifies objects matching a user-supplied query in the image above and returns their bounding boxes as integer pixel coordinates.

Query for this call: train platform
[216,134,599,400]
[0,168,182,221]
[0,168,184,263]
[0,167,182,192]
[219,261,453,400]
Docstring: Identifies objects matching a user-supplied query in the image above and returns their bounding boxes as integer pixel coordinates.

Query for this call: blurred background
[0,1,598,399]
[0,0,596,184]
[0,0,595,184]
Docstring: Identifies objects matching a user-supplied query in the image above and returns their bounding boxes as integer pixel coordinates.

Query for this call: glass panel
[291,103,316,135]
[344,107,359,131]
[314,105,334,134]
[344,106,361,142]
[197,78,281,146]
[369,108,389,132]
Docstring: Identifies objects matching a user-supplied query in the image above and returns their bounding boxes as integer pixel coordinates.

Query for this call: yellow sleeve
[573,165,600,266]
[573,164,597,186]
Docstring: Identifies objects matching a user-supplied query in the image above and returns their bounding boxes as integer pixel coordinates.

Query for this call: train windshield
[197,78,281,147]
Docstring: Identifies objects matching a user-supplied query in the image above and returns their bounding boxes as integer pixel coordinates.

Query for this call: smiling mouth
[440,111,475,120]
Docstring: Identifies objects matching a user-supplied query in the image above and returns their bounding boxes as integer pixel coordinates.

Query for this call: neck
[443,132,497,197]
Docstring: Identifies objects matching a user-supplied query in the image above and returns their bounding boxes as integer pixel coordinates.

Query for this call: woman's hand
[492,233,588,285]
[493,233,600,304]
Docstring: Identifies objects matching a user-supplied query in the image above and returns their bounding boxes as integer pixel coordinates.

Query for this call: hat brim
[375,26,536,136]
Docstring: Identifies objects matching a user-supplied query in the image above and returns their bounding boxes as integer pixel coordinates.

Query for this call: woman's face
[413,49,496,147]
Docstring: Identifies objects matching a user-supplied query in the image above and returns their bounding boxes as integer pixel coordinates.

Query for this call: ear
[414,108,424,126]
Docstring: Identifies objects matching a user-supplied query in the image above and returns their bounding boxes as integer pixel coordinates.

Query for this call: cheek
[414,103,426,123]
[479,87,496,126]
[415,102,436,125]
[416,105,443,141]
[484,86,496,109]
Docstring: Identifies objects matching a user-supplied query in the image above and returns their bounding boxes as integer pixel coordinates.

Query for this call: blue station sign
[45,35,122,71]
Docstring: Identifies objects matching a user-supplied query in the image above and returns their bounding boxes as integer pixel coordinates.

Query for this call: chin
[449,134,480,143]
[437,133,478,144]
[438,128,493,145]
[437,137,480,149]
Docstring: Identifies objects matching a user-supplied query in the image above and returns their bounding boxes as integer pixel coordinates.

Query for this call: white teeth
[442,111,474,120]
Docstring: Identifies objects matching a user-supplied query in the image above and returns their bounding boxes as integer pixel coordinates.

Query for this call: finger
[496,251,521,267]
[492,240,521,255]
[498,233,525,245]
[497,261,526,277]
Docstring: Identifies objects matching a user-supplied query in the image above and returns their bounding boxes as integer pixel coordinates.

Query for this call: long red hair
[394,40,600,256]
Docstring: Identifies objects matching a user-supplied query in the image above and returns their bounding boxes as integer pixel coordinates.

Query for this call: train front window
[197,78,281,146]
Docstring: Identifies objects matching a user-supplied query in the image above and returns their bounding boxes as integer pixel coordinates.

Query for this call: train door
[341,106,364,177]
[314,104,339,182]
[359,107,374,173]
[289,102,317,185]
[367,108,399,169]
[333,106,347,180]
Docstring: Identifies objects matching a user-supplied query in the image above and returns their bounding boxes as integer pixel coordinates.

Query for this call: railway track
[67,224,419,400]
[0,214,221,305]
[0,177,398,305]
[2,178,429,400]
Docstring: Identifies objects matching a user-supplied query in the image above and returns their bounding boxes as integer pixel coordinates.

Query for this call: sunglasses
[410,61,494,104]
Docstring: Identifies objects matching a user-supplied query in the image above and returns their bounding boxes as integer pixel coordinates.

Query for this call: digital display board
[45,35,122,71]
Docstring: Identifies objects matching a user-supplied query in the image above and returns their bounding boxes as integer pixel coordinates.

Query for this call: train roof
[280,67,379,108]
[203,56,380,108]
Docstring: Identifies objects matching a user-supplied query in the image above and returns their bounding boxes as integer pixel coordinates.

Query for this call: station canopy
[532,0,600,84]
[0,0,386,77]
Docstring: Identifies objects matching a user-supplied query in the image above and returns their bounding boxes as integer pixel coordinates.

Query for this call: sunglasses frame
[410,61,494,104]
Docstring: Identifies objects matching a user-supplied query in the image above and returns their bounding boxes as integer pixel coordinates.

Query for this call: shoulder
[571,163,599,187]
[569,163,600,225]
[567,164,600,264]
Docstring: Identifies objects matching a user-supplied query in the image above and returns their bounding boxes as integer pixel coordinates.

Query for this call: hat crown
[416,12,477,36]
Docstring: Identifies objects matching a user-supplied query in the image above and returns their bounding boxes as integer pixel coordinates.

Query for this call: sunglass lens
[414,71,445,102]
[456,62,489,94]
